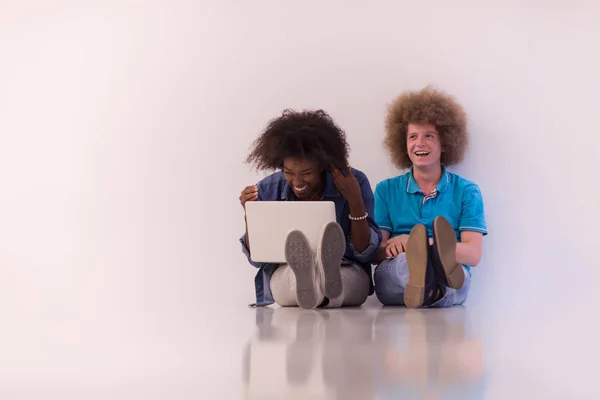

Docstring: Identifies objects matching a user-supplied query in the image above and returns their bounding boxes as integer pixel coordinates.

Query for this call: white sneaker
[316,222,345,299]
[284,230,319,309]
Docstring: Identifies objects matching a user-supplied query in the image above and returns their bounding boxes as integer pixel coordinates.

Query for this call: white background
[1,0,598,398]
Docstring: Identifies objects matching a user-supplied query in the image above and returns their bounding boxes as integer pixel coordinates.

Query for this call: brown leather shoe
[431,216,465,290]
[404,224,438,308]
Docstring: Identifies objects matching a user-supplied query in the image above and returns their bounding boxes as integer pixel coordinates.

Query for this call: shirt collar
[406,166,451,194]
[280,171,340,200]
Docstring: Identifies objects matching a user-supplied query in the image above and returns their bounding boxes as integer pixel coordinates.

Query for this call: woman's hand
[385,235,409,257]
[331,166,363,208]
[239,185,258,209]
[240,185,258,248]
[332,165,370,252]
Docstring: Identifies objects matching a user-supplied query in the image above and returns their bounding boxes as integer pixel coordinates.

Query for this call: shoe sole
[317,222,345,299]
[404,224,428,309]
[433,217,465,289]
[285,230,318,309]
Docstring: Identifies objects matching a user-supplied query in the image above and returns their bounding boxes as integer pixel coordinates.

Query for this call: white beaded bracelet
[348,212,369,221]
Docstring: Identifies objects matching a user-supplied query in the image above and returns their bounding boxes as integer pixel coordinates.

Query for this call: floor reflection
[243,306,486,399]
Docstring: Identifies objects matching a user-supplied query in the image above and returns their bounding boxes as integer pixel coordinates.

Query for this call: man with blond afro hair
[373,87,487,308]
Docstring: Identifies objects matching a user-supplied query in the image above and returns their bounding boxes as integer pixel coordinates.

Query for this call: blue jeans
[374,253,471,307]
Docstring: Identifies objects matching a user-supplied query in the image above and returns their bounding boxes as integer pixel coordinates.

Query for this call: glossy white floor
[241,296,598,400]
[245,304,496,400]
[2,288,596,399]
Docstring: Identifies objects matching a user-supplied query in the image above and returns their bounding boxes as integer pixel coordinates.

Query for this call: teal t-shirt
[374,168,487,270]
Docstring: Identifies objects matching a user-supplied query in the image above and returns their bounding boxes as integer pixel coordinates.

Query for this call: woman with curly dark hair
[373,87,488,309]
[239,109,382,309]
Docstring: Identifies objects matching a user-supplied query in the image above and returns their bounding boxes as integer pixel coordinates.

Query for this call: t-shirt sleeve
[459,183,488,235]
[374,181,393,232]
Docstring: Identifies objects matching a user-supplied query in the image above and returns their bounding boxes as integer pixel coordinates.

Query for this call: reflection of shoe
[404,224,438,308]
[432,216,465,289]
[285,230,318,309]
[286,342,313,384]
[296,310,318,341]
[317,221,345,299]
[255,307,275,340]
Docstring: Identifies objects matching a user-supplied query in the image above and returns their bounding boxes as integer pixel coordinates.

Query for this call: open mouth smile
[294,185,308,192]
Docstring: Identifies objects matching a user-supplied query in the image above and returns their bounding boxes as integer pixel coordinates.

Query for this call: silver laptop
[244,201,337,263]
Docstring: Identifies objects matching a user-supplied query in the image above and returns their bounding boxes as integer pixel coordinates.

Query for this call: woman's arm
[347,198,371,252]
[374,230,391,263]
[240,185,258,249]
[330,167,373,252]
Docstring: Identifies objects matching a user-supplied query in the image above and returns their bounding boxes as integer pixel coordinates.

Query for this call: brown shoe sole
[404,224,429,309]
[433,217,465,290]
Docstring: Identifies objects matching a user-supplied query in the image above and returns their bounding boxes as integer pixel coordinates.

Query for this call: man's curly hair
[384,86,468,169]
[246,109,349,171]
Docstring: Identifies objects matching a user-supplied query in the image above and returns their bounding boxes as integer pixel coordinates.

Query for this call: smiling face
[282,157,324,200]
[406,123,443,169]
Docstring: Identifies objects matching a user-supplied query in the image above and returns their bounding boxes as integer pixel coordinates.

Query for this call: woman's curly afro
[384,86,468,169]
[246,109,350,171]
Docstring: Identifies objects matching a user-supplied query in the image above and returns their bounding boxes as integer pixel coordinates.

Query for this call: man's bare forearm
[455,242,481,267]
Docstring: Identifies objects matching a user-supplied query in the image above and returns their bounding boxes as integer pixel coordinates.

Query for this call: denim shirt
[240,168,382,307]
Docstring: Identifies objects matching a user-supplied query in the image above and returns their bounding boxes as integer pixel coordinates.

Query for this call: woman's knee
[338,266,370,307]
[270,265,298,307]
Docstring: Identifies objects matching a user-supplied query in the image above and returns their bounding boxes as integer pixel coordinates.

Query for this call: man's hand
[239,185,258,209]
[331,166,363,207]
[385,235,409,257]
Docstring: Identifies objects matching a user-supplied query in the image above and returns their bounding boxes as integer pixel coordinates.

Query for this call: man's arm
[456,230,483,267]
[377,228,483,266]
[455,182,487,267]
